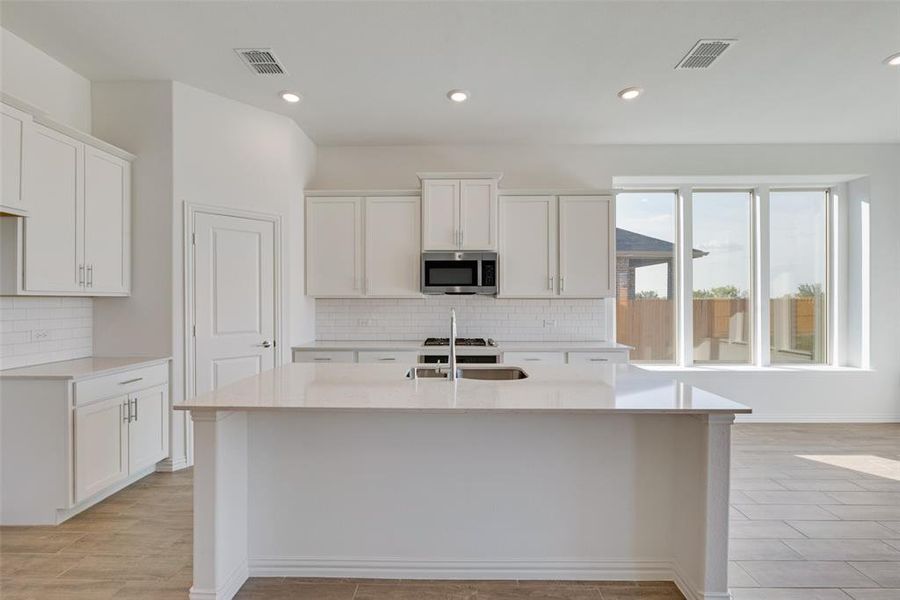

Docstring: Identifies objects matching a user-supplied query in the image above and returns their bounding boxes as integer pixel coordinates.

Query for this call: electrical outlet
[32,329,49,341]
[543,320,557,328]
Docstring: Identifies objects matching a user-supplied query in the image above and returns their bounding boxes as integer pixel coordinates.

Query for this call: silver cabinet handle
[313,357,332,361]
[378,357,396,361]
[79,264,85,286]
[87,265,93,287]
[589,358,609,362]
[524,358,541,362]
[119,377,143,385]
[123,400,130,423]
[560,277,566,292]
[259,341,272,348]
[548,276,554,290]
[132,398,138,422]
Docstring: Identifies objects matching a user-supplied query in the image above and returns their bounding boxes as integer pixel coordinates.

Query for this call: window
[769,190,828,363]
[615,192,676,363]
[692,192,752,363]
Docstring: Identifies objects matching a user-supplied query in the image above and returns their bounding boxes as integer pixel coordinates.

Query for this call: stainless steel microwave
[421,252,497,295]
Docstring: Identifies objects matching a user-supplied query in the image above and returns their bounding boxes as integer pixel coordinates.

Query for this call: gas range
[424,337,494,347]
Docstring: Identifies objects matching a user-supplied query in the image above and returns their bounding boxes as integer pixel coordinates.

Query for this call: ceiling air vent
[234,48,286,75]
[675,39,736,70]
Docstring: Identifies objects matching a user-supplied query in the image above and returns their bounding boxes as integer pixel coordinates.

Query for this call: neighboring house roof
[616,228,708,259]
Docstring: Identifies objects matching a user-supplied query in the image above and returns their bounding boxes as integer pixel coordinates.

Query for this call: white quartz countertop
[0,356,171,381]
[292,340,631,352]
[175,363,750,414]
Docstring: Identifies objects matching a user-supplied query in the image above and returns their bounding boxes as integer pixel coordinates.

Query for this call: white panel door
[306,197,363,296]
[499,196,557,297]
[194,212,276,396]
[83,146,130,294]
[128,384,169,472]
[23,123,83,293]
[74,395,128,502]
[558,195,615,297]
[365,196,421,297]
[1,103,31,213]
[422,180,460,250]
[459,179,497,250]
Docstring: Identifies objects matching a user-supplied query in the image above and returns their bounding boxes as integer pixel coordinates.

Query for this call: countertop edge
[174,405,752,415]
[0,356,172,381]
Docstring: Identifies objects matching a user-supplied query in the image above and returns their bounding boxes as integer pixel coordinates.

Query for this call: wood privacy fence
[617,297,819,361]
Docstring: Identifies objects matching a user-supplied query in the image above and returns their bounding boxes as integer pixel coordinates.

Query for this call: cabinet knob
[259,341,272,348]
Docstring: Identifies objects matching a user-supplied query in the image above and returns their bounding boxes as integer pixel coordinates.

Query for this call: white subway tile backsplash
[0,297,93,369]
[315,296,608,341]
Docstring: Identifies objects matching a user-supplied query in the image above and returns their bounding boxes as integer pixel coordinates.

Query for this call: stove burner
[424,337,487,347]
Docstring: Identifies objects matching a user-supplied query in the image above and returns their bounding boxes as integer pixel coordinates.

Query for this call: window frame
[615,185,836,368]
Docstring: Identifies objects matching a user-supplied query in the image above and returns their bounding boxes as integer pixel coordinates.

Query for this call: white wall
[0,27,91,131]
[0,28,95,368]
[312,143,900,422]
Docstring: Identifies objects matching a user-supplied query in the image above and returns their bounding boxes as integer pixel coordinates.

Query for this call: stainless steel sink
[406,366,529,381]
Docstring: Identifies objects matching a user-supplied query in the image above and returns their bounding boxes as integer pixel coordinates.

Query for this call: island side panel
[245,411,684,580]
[672,414,734,600]
[191,410,249,600]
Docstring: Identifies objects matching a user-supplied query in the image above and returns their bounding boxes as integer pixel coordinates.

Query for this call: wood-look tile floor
[2,424,898,599]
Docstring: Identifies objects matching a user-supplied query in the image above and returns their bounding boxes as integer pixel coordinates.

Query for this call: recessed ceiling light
[280,91,302,103]
[447,89,470,103]
[617,87,643,101]
[885,52,900,66]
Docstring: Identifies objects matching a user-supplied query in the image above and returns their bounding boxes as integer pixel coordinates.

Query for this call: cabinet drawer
[74,363,169,406]
[501,351,566,365]
[292,350,356,364]
[357,351,419,364]
[567,351,629,365]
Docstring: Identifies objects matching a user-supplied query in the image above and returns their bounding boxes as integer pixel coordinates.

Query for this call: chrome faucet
[448,308,457,381]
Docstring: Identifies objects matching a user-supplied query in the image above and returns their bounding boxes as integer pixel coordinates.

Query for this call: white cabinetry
[499,194,614,298]
[74,395,128,501]
[306,197,364,297]
[1,359,170,525]
[422,176,498,251]
[502,351,566,365]
[0,99,133,297]
[365,196,420,297]
[567,351,629,365]
[306,195,421,298]
[1,103,32,216]
[499,196,557,297]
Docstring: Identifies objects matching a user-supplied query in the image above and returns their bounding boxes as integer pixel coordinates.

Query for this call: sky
[617,190,826,298]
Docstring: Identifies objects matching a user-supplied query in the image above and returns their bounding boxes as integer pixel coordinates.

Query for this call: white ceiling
[2,1,899,145]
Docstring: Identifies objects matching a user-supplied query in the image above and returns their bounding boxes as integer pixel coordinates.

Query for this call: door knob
[259,341,272,348]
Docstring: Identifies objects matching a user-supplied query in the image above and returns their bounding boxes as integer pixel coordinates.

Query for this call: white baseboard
[156,455,192,472]
[249,557,719,598]
[736,413,900,424]
[189,561,247,600]
[673,563,732,600]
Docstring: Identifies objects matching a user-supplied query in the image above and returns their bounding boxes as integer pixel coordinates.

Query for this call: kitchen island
[176,363,750,600]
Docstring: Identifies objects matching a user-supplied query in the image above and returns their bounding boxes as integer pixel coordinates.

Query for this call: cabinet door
[83,146,130,294]
[23,124,84,293]
[365,196,421,297]
[74,395,128,502]
[1,103,31,214]
[422,180,460,250]
[558,196,615,297]
[459,179,497,250]
[128,384,169,473]
[499,196,557,297]
[306,197,363,297]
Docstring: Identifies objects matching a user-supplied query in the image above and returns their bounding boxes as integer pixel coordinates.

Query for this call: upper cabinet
[1,103,32,217]
[306,195,422,298]
[421,174,498,251]
[499,194,615,298]
[0,97,134,297]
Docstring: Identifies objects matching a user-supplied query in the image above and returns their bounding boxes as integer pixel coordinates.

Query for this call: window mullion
[752,186,771,366]
[676,186,693,367]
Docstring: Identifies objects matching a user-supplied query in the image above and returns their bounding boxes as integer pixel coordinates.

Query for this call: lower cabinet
[357,351,420,364]
[73,395,128,502]
[502,351,567,365]
[74,382,169,504]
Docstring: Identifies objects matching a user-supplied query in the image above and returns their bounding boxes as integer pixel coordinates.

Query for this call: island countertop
[175,363,750,414]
